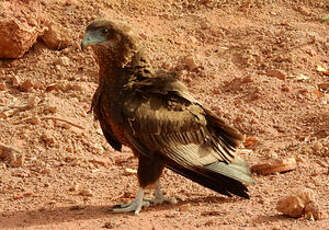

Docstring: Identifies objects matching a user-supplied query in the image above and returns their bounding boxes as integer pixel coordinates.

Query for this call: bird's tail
[166,157,253,199]
[204,157,254,185]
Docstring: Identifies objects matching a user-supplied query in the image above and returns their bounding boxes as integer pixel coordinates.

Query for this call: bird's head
[81,20,139,68]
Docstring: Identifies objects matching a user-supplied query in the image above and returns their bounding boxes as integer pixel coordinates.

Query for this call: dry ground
[0,0,329,229]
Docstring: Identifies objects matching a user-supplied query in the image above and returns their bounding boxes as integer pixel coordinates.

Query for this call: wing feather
[123,79,238,165]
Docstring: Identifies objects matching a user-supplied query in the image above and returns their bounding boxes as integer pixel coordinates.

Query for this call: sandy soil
[0,0,329,229]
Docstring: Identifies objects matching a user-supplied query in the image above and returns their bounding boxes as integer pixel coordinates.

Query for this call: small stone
[40,22,70,50]
[161,13,169,19]
[124,168,137,175]
[304,201,322,220]
[41,133,55,146]
[89,157,112,168]
[11,76,21,88]
[79,188,93,197]
[0,143,25,167]
[19,79,34,92]
[69,185,78,192]
[312,142,322,152]
[270,152,279,160]
[44,106,57,113]
[33,82,43,90]
[251,158,297,175]
[59,56,70,66]
[226,76,254,92]
[103,222,115,229]
[266,69,286,80]
[318,83,329,91]
[276,188,320,219]
[45,84,57,92]
[26,116,40,125]
[0,83,5,91]
[297,6,311,16]
[185,56,198,71]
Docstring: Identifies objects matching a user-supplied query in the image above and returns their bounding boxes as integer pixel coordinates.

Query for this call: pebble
[266,69,286,80]
[79,188,93,197]
[19,79,34,92]
[318,82,329,91]
[185,56,198,71]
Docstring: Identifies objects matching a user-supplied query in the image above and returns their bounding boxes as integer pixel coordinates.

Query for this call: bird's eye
[102,28,109,34]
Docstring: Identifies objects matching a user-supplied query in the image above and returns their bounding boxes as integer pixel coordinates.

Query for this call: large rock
[0,0,45,58]
[0,0,70,59]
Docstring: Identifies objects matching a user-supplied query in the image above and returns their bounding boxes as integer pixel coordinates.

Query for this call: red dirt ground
[0,0,328,229]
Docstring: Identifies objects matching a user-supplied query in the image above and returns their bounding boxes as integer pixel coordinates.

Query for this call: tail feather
[165,158,251,199]
[204,158,254,185]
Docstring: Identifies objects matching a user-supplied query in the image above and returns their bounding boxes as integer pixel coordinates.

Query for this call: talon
[109,188,148,214]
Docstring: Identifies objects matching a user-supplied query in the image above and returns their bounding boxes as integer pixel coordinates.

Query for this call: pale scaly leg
[109,187,150,214]
[145,181,177,205]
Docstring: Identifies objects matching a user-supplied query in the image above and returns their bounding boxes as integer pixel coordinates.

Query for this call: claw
[109,182,176,214]
[109,188,147,214]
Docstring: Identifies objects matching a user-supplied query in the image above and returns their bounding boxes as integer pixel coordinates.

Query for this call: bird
[81,19,254,214]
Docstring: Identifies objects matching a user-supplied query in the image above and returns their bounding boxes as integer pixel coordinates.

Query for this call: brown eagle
[81,20,254,214]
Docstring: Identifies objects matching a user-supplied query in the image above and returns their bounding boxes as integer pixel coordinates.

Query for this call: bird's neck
[96,47,154,86]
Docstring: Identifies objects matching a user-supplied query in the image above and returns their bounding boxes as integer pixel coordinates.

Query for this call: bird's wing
[92,85,122,152]
[122,76,243,168]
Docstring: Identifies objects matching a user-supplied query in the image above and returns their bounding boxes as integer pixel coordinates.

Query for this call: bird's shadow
[252,214,294,225]
[0,195,231,229]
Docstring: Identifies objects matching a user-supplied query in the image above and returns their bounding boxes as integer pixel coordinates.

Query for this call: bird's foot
[110,199,151,214]
[109,187,148,215]
[144,194,177,206]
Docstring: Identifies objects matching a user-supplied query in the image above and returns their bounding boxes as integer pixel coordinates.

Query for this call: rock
[184,56,198,71]
[251,157,297,175]
[11,75,21,88]
[58,56,70,66]
[103,222,115,229]
[318,82,329,91]
[124,168,137,175]
[0,83,6,91]
[243,136,259,150]
[225,76,253,92]
[266,69,286,80]
[0,142,25,167]
[297,6,311,16]
[79,188,93,197]
[0,1,71,58]
[304,201,322,220]
[88,156,112,168]
[44,106,57,113]
[276,188,323,220]
[40,21,71,50]
[25,116,40,125]
[0,0,45,58]
[45,84,58,92]
[69,185,78,192]
[19,79,34,92]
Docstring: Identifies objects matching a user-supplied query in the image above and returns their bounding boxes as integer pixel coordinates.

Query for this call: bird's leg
[109,187,150,214]
[144,181,177,205]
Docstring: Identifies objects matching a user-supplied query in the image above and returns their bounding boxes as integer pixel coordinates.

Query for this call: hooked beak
[81,30,108,51]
